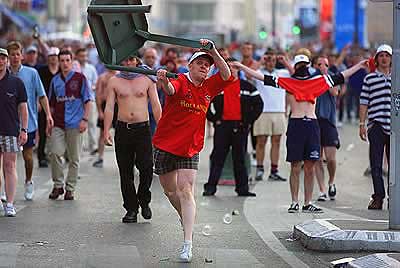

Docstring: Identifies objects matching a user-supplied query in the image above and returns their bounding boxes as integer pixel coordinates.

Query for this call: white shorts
[253,113,286,136]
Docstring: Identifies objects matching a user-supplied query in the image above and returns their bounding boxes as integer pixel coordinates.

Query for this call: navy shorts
[318,118,340,149]
[286,118,320,162]
[23,132,36,149]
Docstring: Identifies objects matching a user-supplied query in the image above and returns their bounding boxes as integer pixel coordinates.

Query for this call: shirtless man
[104,55,162,223]
[234,52,368,213]
[93,69,118,168]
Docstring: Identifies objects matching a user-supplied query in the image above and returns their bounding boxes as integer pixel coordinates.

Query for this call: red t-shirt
[153,73,234,157]
[222,79,241,120]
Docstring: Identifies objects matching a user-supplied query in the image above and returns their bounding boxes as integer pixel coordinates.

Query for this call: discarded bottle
[223,213,232,224]
[202,224,212,236]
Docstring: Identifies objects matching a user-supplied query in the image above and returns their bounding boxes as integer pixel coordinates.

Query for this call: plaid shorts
[0,135,21,153]
[153,147,199,175]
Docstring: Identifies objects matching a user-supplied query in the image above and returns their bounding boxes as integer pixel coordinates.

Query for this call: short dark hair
[264,48,276,55]
[75,47,87,55]
[58,50,73,60]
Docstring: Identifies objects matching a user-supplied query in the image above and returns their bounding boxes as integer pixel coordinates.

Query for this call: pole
[354,0,359,45]
[389,0,400,229]
[272,0,276,44]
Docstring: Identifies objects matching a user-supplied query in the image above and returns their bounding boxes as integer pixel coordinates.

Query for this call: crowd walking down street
[0,19,396,265]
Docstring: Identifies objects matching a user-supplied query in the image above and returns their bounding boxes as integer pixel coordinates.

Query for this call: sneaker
[317,193,328,202]
[179,241,193,263]
[328,184,337,200]
[268,173,287,181]
[368,198,383,210]
[64,191,74,200]
[4,203,16,217]
[302,204,323,213]
[288,203,299,213]
[49,187,64,200]
[39,159,48,168]
[255,169,264,181]
[24,181,34,201]
[237,191,256,197]
[92,159,103,168]
[0,192,6,203]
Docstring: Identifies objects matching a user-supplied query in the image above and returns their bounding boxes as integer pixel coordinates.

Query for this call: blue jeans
[368,124,390,199]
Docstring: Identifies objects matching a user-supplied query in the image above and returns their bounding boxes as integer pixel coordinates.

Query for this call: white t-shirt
[255,68,289,113]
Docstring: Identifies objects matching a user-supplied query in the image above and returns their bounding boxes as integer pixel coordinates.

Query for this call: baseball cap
[188,51,214,65]
[26,45,37,53]
[294,54,310,66]
[0,48,8,57]
[375,44,392,57]
[48,47,60,56]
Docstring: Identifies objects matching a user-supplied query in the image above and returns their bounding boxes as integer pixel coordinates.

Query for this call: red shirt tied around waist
[153,72,233,157]
[222,79,241,120]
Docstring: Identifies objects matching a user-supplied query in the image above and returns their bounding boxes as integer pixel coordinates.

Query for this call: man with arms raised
[234,51,368,213]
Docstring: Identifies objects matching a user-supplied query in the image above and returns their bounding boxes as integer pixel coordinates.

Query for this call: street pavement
[0,122,390,267]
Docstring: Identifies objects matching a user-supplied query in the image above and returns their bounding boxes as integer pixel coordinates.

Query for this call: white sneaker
[4,203,16,217]
[179,241,192,262]
[24,181,34,201]
[0,192,6,203]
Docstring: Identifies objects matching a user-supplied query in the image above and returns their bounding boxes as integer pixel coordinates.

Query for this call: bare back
[96,71,116,102]
[286,94,317,118]
[108,76,154,123]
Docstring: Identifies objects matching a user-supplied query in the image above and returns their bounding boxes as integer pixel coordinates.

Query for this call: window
[177,3,215,22]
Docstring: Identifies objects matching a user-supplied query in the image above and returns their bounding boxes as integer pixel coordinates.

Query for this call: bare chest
[114,78,148,100]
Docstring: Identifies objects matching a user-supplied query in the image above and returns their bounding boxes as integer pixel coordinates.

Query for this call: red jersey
[265,74,344,104]
[153,73,234,157]
[222,79,241,120]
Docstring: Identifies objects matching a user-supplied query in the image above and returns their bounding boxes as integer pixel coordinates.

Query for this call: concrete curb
[293,219,400,252]
[347,253,400,268]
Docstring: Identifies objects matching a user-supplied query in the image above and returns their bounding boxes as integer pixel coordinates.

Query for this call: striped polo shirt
[359,70,391,135]
[48,70,94,129]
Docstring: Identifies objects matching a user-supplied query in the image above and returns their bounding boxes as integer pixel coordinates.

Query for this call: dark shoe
[49,187,64,200]
[64,191,74,200]
[202,190,216,196]
[368,198,383,210]
[90,149,98,156]
[268,173,287,181]
[141,205,152,220]
[122,211,137,223]
[328,184,337,200]
[92,159,103,168]
[237,191,256,197]
[302,204,323,213]
[39,159,48,168]
[288,203,299,213]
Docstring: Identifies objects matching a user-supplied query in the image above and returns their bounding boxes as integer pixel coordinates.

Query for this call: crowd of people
[0,32,392,262]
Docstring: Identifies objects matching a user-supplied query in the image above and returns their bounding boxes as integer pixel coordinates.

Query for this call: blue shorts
[318,118,340,149]
[286,118,320,162]
[23,132,36,149]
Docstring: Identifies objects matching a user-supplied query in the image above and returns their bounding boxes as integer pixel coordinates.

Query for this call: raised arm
[156,69,176,96]
[230,61,264,81]
[200,39,231,80]
[341,60,368,80]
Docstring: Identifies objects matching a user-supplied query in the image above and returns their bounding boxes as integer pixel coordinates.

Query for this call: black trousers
[114,121,153,213]
[37,110,47,162]
[204,121,249,194]
[368,124,390,200]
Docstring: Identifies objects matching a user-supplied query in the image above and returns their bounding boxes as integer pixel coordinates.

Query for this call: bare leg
[303,160,316,205]
[3,152,17,203]
[290,162,302,203]
[22,147,34,183]
[176,169,196,242]
[98,131,105,160]
[256,136,267,166]
[324,147,337,185]
[159,170,182,219]
[315,148,326,193]
[270,135,282,170]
